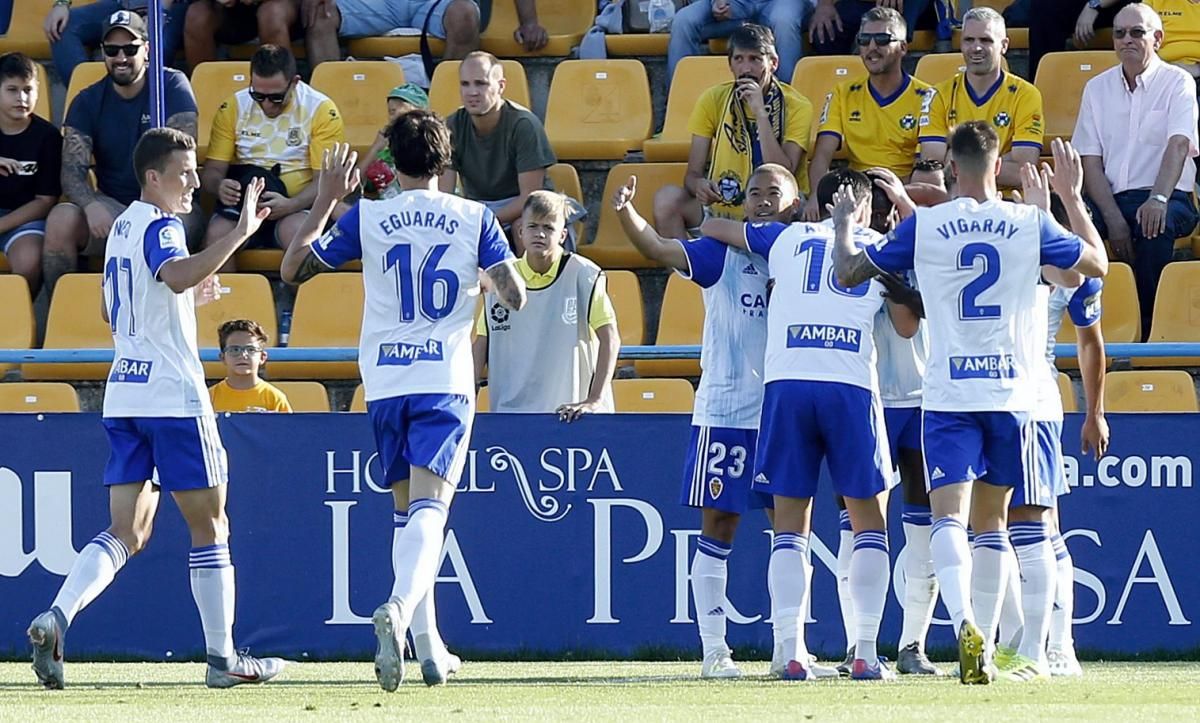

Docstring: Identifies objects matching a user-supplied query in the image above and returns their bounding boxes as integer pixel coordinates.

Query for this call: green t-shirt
[447,100,557,202]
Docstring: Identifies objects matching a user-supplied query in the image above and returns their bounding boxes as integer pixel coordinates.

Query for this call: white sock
[692,536,732,657]
[930,517,974,631]
[189,544,236,668]
[1049,532,1075,651]
[394,511,446,663]
[1011,522,1055,662]
[51,531,130,627]
[850,530,890,666]
[389,499,449,625]
[899,507,937,649]
[997,546,1024,650]
[971,531,1013,656]
[768,532,811,664]
[836,512,855,654]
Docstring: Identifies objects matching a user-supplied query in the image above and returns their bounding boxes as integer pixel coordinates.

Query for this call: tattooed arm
[60,126,100,209]
[485,259,527,311]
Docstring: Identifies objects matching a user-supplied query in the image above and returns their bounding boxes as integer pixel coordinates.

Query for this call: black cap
[102,10,148,42]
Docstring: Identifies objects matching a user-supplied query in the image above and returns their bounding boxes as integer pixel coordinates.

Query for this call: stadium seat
[191,61,251,161]
[350,383,366,412]
[233,249,284,273]
[270,381,331,412]
[310,61,407,155]
[0,382,81,412]
[603,270,644,365]
[635,274,703,378]
[347,36,445,59]
[1138,261,1200,367]
[0,0,96,59]
[545,60,653,160]
[580,162,687,269]
[546,162,585,242]
[428,59,531,117]
[270,274,363,380]
[1104,370,1199,412]
[914,53,1008,86]
[23,274,112,380]
[33,62,50,121]
[643,56,731,163]
[1055,262,1139,368]
[606,34,669,57]
[0,275,34,373]
[64,62,106,118]
[1057,373,1078,413]
[480,0,593,57]
[789,55,863,150]
[477,385,490,412]
[1034,51,1118,145]
[613,378,695,413]
[194,274,278,379]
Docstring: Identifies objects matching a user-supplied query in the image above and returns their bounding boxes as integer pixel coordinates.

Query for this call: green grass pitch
[3,661,1199,720]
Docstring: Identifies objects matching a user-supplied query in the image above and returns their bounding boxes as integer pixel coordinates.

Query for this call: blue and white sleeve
[311,203,363,268]
[678,236,728,288]
[744,221,788,257]
[1067,277,1103,328]
[864,215,916,273]
[1037,209,1085,270]
[477,207,514,270]
[143,217,189,280]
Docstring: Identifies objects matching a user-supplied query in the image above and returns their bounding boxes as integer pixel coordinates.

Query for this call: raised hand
[1017,161,1051,213]
[236,176,271,239]
[317,143,361,204]
[828,183,859,224]
[1047,137,1084,200]
[612,175,637,212]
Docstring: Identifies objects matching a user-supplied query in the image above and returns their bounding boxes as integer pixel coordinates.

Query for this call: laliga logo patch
[490,303,509,324]
[708,477,723,499]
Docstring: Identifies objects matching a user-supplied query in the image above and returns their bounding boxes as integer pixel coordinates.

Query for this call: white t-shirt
[1036,278,1103,422]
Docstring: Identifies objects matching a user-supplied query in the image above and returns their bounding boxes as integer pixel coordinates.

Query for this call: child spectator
[359,83,430,200]
[209,319,293,413]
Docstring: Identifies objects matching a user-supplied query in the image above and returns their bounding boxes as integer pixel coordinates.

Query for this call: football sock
[997,545,1024,650]
[693,536,732,657]
[836,511,855,653]
[394,511,446,663]
[51,531,130,629]
[189,544,236,670]
[1012,521,1055,662]
[972,531,1013,656]
[1049,531,1075,650]
[389,499,449,627]
[769,532,811,665]
[850,530,890,666]
[930,517,974,631]
[900,505,937,649]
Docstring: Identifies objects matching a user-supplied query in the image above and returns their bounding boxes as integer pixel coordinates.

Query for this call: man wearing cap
[358,83,430,200]
[43,0,188,85]
[42,9,200,297]
[199,43,345,271]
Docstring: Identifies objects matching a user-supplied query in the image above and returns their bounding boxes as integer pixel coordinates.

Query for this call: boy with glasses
[209,318,293,413]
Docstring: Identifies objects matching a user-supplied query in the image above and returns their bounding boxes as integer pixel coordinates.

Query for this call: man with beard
[41,10,200,297]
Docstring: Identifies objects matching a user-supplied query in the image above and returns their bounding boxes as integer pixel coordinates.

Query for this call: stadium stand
[914,52,1009,85]
[32,61,50,120]
[544,59,653,160]
[63,60,106,116]
[0,276,34,374]
[603,270,644,367]
[1055,261,1139,369]
[479,0,594,57]
[613,378,695,413]
[191,61,251,162]
[605,34,670,57]
[1104,370,1199,412]
[22,274,110,381]
[643,55,731,163]
[579,162,687,269]
[270,274,363,380]
[635,274,702,379]
[310,61,406,156]
[428,58,531,118]
[789,55,861,155]
[1137,261,1200,367]
[270,381,331,412]
[0,382,80,412]
[1058,373,1078,413]
[1034,51,1118,145]
[194,274,278,379]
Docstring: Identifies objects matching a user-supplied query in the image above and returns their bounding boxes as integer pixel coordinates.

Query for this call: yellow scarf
[707,77,787,219]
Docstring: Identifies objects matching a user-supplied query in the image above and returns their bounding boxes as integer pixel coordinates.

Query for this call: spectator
[359,83,430,200]
[803,7,932,220]
[918,7,1043,189]
[440,51,555,251]
[184,0,302,69]
[200,44,344,271]
[809,0,935,55]
[0,53,61,296]
[209,319,293,413]
[1029,0,1133,80]
[303,0,549,68]
[473,191,619,418]
[42,10,200,296]
[667,0,816,83]
[1074,3,1199,337]
[654,23,812,240]
[43,0,187,85]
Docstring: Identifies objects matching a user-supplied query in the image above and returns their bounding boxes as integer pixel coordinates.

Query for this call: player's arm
[159,179,270,293]
[884,299,920,339]
[612,175,688,270]
[485,261,526,310]
[831,188,883,288]
[281,144,362,285]
[696,217,750,250]
[1077,311,1108,459]
[1044,139,1108,278]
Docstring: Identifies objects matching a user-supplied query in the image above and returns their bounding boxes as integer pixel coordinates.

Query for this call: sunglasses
[857,32,899,48]
[102,43,142,58]
[223,345,263,357]
[249,81,293,105]
[1113,26,1151,39]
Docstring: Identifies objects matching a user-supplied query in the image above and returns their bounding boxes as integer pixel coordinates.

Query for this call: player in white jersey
[831,125,1109,684]
[27,128,285,690]
[280,113,526,692]
[701,168,920,682]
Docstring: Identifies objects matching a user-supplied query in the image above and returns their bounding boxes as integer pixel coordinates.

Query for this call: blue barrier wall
[1,413,1197,659]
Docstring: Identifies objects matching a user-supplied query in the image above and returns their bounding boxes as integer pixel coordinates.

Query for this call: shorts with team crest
[367,393,473,484]
[921,410,1037,493]
[679,426,771,513]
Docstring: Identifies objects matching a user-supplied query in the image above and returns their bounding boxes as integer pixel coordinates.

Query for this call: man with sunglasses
[42,9,200,298]
[1074,2,1200,338]
[200,44,345,272]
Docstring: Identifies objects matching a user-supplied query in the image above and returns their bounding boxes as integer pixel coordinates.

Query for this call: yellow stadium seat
[1104,370,1198,412]
[1057,373,1078,413]
[1138,261,1200,367]
[191,61,251,161]
[603,270,644,366]
[310,61,406,155]
[194,274,278,379]
[606,34,669,56]
[347,37,445,59]
[64,62,106,119]
[480,0,593,57]
[271,381,331,412]
[545,60,653,160]
[1055,262,1138,369]
[613,378,695,413]
[914,53,1008,86]
[232,249,284,273]
[580,162,687,269]
[636,274,703,378]
[350,383,366,412]
[1034,51,1117,145]
[24,274,111,380]
[0,275,34,373]
[643,56,731,163]
[790,55,863,152]
[476,384,489,412]
[33,62,50,121]
[0,382,80,412]
[270,274,363,380]
[545,162,585,242]
[428,59,531,118]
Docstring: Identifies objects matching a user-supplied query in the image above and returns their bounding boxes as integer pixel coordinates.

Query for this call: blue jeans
[51,1,187,85]
[667,0,815,83]
[811,0,934,55]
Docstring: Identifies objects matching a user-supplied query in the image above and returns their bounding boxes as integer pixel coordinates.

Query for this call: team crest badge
[562,298,578,325]
[899,114,916,130]
[286,127,302,146]
[716,172,743,205]
[993,112,1011,127]
[709,477,724,499]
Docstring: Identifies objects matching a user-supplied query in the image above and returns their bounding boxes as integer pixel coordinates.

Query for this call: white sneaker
[1047,647,1083,677]
[421,651,462,686]
[701,649,742,679]
[372,601,407,692]
[807,658,841,680]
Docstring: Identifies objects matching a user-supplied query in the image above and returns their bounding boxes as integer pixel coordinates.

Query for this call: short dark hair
[728,23,777,60]
[949,121,1000,176]
[132,127,195,187]
[219,319,269,350]
[250,44,297,80]
[0,52,36,84]
[388,109,452,179]
[816,168,872,211]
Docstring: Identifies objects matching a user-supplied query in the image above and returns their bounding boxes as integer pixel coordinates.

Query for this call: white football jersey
[312,190,513,401]
[102,201,210,418]
[874,300,927,408]
[677,237,769,429]
[865,197,1085,412]
[747,220,886,392]
[1037,278,1103,422]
